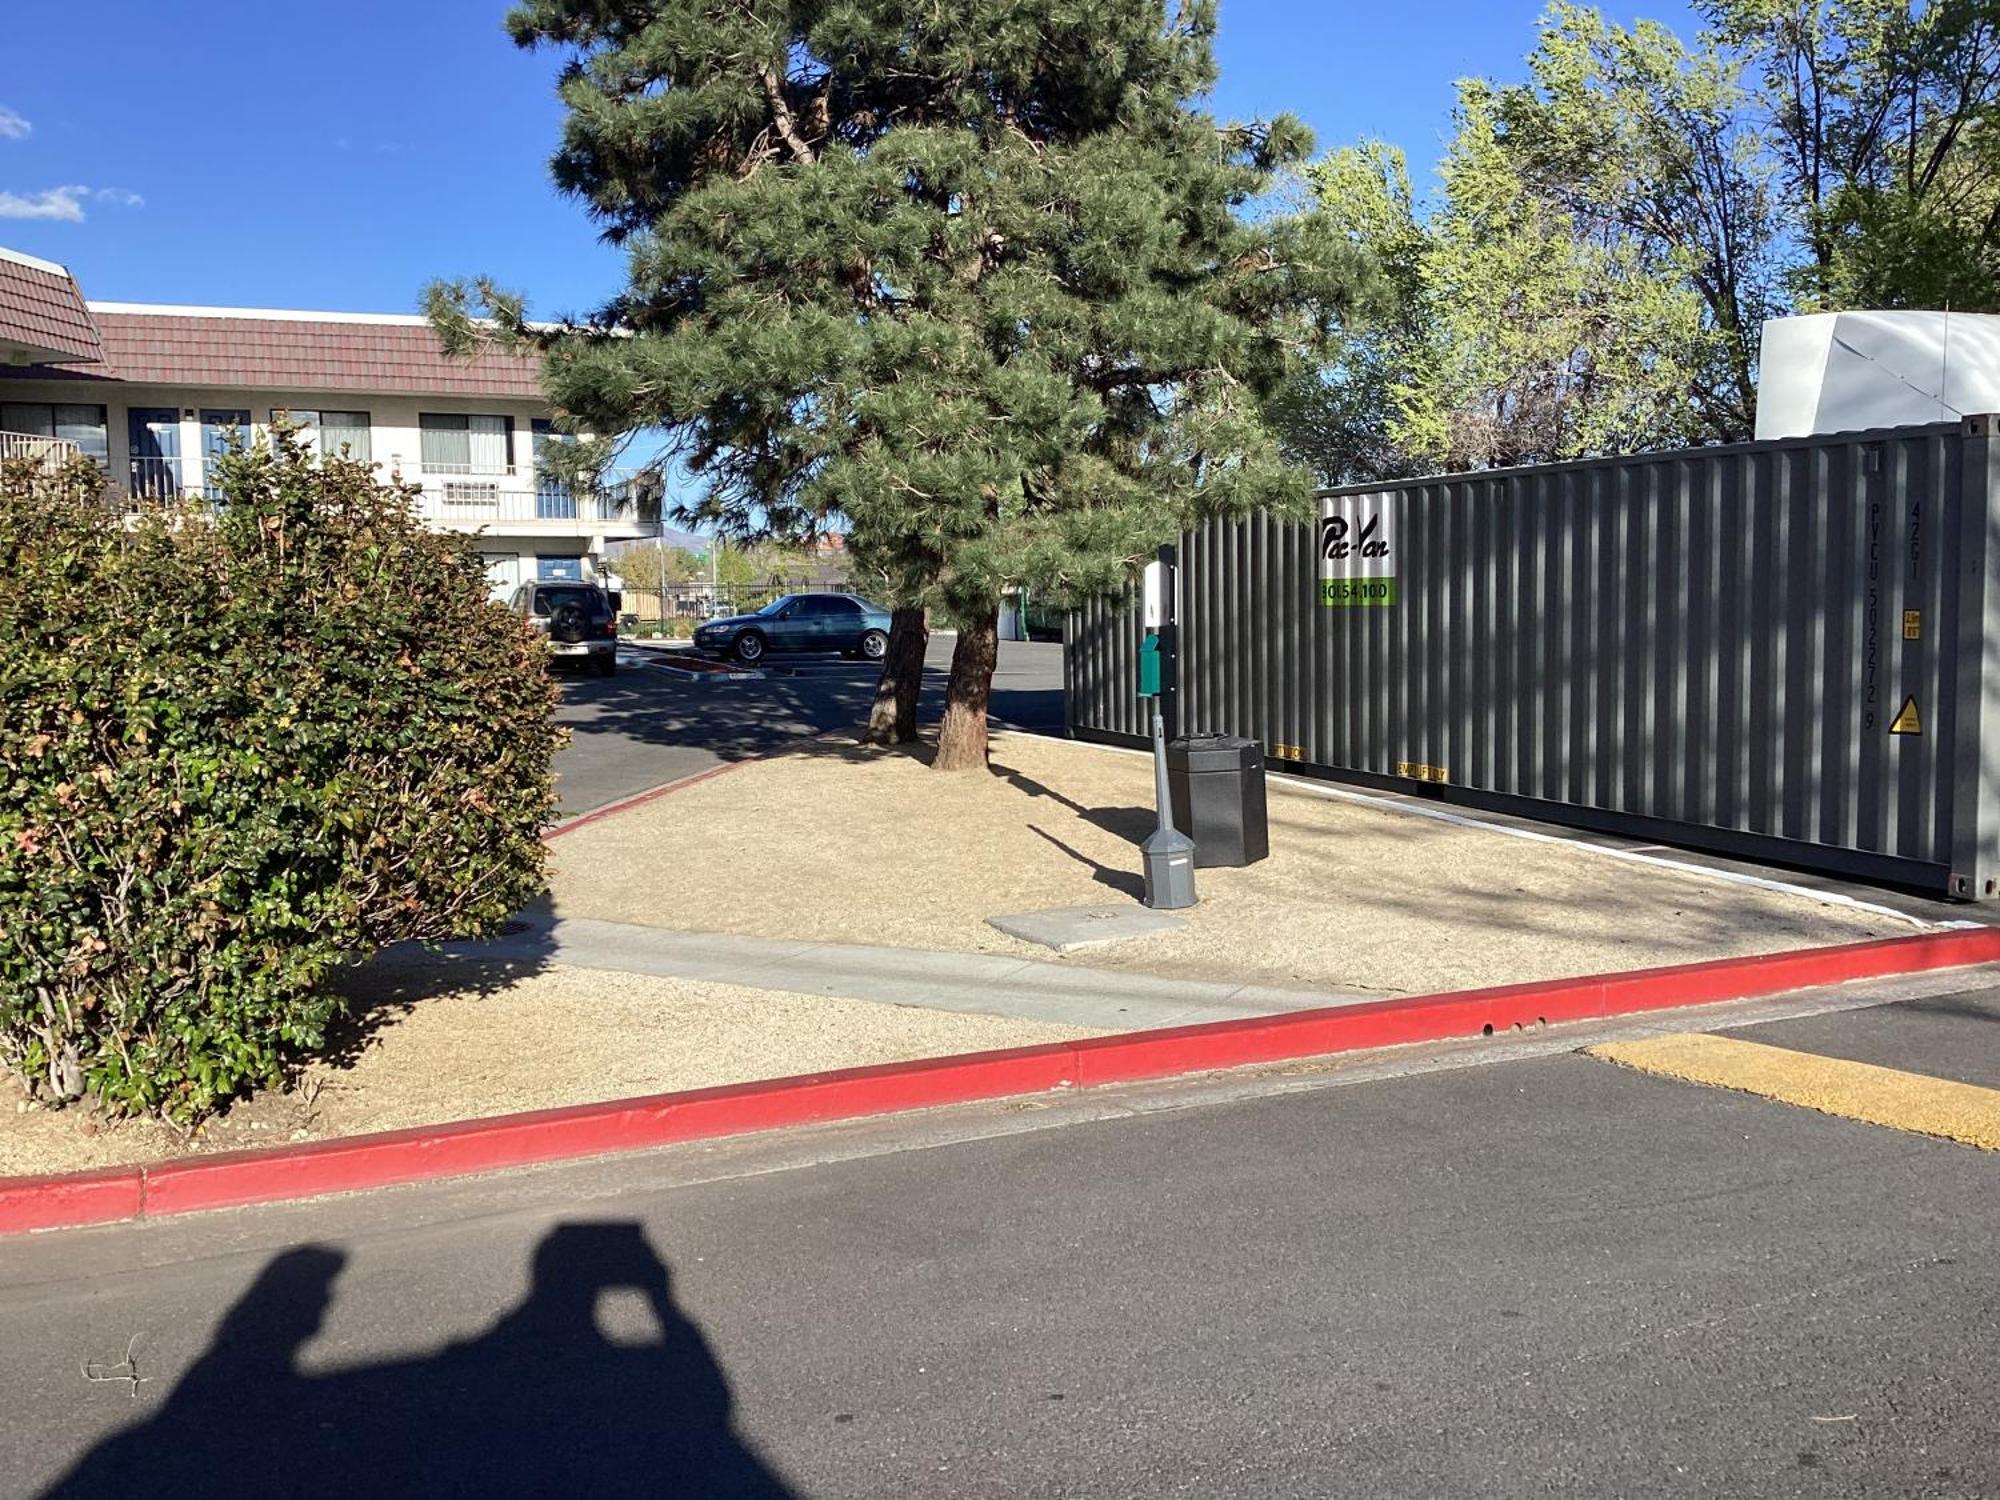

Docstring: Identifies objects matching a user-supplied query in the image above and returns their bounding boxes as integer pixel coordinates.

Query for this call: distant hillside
[604,529,712,558]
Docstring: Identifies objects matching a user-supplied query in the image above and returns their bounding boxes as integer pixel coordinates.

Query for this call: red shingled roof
[77,308,546,397]
[0,250,102,364]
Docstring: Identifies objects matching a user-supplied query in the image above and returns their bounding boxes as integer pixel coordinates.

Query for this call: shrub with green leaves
[0,435,560,1121]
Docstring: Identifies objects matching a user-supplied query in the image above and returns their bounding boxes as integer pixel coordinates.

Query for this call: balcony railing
[129,455,188,501]
[0,431,84,472]
[418,460,518,478]
[412,475,641,529]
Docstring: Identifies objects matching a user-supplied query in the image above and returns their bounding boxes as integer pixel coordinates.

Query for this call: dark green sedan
[692,593,892,665]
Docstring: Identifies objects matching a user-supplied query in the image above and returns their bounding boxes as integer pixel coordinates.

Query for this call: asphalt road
[552,637,1065,815]
[3,981,1995,1498]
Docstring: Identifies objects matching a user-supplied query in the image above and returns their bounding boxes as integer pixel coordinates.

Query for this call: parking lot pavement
[549,638,1064,816]
[1716,986,2000,1091]
[5,983,1996,1498]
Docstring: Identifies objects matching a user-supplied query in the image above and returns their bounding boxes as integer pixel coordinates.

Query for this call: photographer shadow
[44,1222,796,1500]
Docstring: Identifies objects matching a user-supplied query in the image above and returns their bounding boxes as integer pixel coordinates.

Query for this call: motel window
[2,401,109,466]
[273,408,371,462]
[419,413,512,474]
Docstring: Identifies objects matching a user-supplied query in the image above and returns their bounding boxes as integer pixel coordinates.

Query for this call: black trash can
[1167,735,1269,867]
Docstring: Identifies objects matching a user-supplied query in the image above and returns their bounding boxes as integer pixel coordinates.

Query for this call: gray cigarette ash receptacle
[1167,735,1269,867]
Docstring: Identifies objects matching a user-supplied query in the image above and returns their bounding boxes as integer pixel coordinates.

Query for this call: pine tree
[433,0,1356,767]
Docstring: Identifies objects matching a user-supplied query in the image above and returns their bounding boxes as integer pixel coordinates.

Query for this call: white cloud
[0,107,29,141]
[0,184,144,222]
[0,185,86,221]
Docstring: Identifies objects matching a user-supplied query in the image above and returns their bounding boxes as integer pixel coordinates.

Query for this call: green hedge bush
[0,436,561,1121]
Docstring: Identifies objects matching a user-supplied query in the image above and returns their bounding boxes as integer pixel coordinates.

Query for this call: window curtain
[467,414,508,473]
[54,406,109,465]
[1,403,53,437]
[320,410,371,461]
[420,413,470,470]
[5,402,108,464]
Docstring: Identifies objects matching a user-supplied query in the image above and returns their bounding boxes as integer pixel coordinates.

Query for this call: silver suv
[508,581,618,676]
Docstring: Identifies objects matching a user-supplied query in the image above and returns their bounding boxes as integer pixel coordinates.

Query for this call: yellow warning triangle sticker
[1890,696,1922,735]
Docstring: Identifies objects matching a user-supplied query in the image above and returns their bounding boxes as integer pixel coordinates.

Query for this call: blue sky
[1,1,1698,316]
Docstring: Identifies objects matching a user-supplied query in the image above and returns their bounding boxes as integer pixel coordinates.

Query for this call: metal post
[1140,548,1197,909]
[1160,541,1181,744]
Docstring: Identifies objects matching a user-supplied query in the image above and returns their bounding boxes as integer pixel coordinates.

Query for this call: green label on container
[1320,577,1398,607]
[1319,496,1399,607]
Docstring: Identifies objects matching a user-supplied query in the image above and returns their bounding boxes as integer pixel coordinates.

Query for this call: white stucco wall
[0,378,649,592]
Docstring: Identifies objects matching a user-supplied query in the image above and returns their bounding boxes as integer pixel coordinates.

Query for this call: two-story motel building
[0,244,648,595]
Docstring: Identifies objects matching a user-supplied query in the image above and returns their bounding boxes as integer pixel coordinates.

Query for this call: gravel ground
[547,730,1900,994]
[0,960,1106,1179]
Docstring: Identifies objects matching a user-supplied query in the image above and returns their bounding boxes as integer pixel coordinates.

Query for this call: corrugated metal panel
[1064,587,1149,743]
[1067,419,2000,896]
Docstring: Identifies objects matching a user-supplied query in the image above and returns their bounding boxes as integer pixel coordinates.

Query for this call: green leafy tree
[1284,1,2000,476]
[1490,5,1781,441]
[1709,0,2000,310]
[1267,144,1427,484]
[431,0,1357,767]
[0,440,558,1122]
[715,545,761,590]
[612,543,702,590]
[1403,82,1713,468]
[1292,87,1712,474]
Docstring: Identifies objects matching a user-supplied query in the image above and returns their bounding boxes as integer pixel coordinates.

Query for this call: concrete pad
[986,904,1189,953]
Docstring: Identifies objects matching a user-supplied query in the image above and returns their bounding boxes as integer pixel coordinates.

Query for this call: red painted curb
[137,1043,1080,1219]
[544,759,760,841]
[5,926,1996,1235]
[0,1164,144,1235]
[1064,926,2000,1086]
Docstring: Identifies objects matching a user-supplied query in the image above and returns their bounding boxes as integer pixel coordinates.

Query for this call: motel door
[199,409,251,501]
[127,408,180,499]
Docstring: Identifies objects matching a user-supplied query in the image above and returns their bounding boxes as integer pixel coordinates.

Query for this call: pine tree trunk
[934,607,999,771]
[861,606,928,745]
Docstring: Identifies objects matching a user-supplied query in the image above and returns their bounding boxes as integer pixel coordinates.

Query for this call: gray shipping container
[1065,416,2000,898]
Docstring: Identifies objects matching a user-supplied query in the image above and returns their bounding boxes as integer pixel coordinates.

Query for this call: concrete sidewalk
[416,914,1383,1032]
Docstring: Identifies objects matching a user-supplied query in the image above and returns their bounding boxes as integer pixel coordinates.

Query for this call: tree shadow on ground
[555,638,1062,769]
[321,949,556,1074]
[996,753,1441,850]
[559,662,893,758]
[1025,825,1147,900]
[318,894,563,1074]
[41,1221,796,1500]
[991,758,1155,846]
[1906,993,2000,1024]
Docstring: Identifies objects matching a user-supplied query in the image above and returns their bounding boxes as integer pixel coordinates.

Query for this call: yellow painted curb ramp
[1589,1033,2000,1151]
